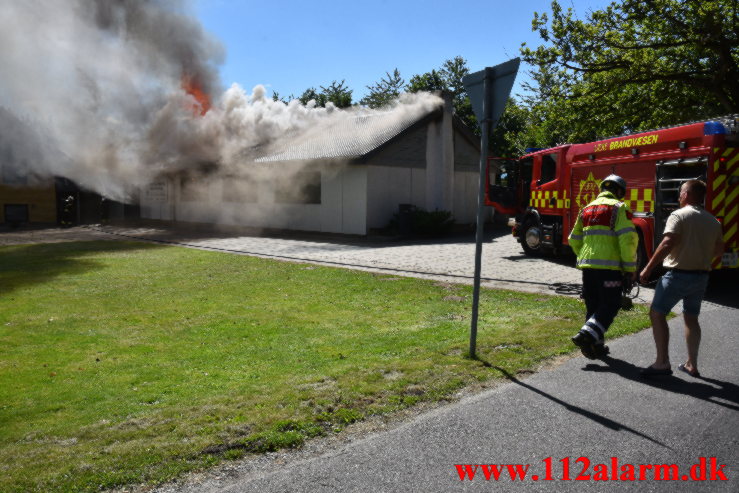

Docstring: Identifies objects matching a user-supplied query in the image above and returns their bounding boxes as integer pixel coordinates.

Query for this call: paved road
[3,224,737,492]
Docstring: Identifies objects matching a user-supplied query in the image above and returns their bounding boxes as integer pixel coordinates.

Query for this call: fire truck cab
[487,116,739,271]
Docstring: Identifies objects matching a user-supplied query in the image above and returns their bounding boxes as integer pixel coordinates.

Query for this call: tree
[406,56,529,156]
[490,99,538,158]
[272,91,295,104]
[298,87,326,107]
[521,0,739,142]
[406,69,447,93]
[360,69,405,108]
[320,80,353,108]
[408,56,476,130]
[297,80,353,108]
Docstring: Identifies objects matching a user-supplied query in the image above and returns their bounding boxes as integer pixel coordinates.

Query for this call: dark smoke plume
[0,0,441,201]
[0,0,224,198]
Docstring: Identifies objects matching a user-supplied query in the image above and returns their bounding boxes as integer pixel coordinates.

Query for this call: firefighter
[60,194,76,228]
[569,174,639,359]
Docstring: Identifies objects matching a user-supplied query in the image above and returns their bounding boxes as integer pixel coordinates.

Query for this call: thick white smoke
[0,0,442,201]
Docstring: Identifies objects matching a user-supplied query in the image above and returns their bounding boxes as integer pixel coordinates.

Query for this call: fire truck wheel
[521,219,542,256]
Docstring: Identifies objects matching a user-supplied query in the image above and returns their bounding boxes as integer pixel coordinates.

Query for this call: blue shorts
[651,270,709,316]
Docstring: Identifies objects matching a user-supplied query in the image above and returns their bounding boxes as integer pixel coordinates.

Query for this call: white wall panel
[367,165,418,229]
[452,171,491,224]
[411,168,426,207]
[320,169,343,233]
[341,165,367,234]
[140,179,173,220]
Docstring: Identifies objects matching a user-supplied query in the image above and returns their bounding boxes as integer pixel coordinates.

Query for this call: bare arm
[639,233,677,284]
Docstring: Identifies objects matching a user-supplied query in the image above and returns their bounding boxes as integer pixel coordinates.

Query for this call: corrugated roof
[254,97,442,163]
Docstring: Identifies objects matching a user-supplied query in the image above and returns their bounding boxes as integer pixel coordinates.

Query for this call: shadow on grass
[0,240,165,296]
[470,358,671,448]
[582,356,739,411]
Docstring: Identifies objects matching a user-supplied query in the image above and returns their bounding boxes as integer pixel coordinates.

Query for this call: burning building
[139,93,483,235]
[1,2,483,234]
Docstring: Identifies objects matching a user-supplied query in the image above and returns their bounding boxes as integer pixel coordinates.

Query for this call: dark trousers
[581,268,623,341]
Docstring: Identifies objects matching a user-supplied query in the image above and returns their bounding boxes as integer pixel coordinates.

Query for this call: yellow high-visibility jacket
[569,191,639,272]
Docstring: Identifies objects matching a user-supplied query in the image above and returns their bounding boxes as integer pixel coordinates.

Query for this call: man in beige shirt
[638,180,724,377]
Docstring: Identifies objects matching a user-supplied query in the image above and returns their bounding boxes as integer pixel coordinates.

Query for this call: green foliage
[490,99,537,157]
[360,68,406,108]
[271,90,295,104]
[298,87,326,107]
[408,56,476,130]
[521,0,739,144]
[404,56,530,158]
[407,69,447,93]
[411,208,455,236]
[388,206,456,237]
[298,80,353,108]
[320,79,353,108]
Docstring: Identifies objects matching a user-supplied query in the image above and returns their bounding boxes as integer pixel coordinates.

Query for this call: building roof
[253,95,444,163]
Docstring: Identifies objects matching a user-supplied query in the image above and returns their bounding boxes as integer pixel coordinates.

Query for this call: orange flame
[181,74,211,116]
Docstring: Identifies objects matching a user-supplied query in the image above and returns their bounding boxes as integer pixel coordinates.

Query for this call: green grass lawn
[0,240,651,492]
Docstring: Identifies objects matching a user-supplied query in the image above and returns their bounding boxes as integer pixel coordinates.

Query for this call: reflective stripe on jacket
[568,191,639,272]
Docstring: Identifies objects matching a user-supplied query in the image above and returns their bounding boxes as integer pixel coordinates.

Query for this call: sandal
[678,363,700,378]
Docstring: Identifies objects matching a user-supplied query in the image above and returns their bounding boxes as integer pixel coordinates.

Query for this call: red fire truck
[487,116,739,271]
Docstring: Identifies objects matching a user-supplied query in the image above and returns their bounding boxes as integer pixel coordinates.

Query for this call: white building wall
[366,165,425,230]
[320,170,343,233]
[364,167,480,230]
[340,165,367,235]
[424,97,454,213]
[411,168,426,208]
[452,170,485,224]
[140,164,367,235]
[140,179,174,220]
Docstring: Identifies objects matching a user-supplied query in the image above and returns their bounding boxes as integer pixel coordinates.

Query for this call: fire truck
[487,115,739,271]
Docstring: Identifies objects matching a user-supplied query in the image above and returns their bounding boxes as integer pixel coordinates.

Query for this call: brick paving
[0,223,657,305]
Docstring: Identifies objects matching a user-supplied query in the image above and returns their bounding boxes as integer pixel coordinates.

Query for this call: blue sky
[194,0,612,101]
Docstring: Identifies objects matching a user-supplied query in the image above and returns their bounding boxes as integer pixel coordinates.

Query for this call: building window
[4,204,29,223]
[222,176,258,203]
[275,171,321,204]
[145,181,167,202]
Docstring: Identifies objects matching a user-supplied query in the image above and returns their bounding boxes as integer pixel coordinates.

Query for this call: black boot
[593,344,610,359]
[571,331,597,359]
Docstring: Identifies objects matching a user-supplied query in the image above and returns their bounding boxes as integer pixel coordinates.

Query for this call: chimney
[425,91,454,212]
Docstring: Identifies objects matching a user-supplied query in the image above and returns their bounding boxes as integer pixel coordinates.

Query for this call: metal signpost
[462,58,520,358]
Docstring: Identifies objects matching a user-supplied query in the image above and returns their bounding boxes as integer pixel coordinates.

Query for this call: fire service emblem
[576,172,601,209]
